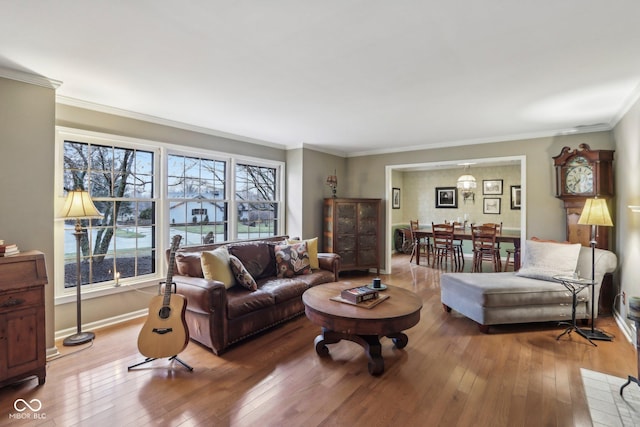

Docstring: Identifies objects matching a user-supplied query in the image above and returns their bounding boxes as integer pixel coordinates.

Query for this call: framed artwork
[483,198,501,214]
[510,185,521,210]
[435,187,457,208]
[392,187,401,209]
[483,179,503,195]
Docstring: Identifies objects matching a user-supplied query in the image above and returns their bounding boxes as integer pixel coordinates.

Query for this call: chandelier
[456,165,476,202]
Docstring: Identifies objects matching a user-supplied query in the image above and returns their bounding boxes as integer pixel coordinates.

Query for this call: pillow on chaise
[200,246,235,289]
[516,239,582,281]
[274,241,311,278]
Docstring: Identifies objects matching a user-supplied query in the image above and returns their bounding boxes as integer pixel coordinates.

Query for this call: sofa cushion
[229,254,258,291]
[287,237,319,269]
[228,242,278,280]
[226,288,275,319]
[175,252,204,278]
[200,247,235,289]
[516,240,582,281]
[274,242,311,278]
[259,277,311,304]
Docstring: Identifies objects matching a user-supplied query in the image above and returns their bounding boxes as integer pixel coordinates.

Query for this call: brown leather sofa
[168,236,340,355]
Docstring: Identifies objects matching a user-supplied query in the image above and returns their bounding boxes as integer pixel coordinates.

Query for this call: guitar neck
[163,235,182,304]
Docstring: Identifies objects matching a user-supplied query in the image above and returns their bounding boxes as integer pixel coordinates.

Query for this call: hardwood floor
[1,253,636,426]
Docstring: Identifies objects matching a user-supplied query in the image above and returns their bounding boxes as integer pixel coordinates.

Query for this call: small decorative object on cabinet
[0,251,48,388]
[324,198,381,275]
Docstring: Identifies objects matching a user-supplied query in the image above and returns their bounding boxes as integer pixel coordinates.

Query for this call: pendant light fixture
[457,164,477,202]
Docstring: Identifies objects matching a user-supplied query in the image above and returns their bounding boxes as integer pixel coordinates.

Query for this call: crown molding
[56,95,287,150]
[0,67,62,89]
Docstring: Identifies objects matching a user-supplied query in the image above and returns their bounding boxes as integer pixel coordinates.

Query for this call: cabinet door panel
[358,249,378,266]
[336,236,357,252]
[5,307,40,376]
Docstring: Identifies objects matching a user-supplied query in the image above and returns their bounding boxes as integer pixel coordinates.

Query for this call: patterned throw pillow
[229,254,258,291]
[287,237,319,269]
[274,242,311,278]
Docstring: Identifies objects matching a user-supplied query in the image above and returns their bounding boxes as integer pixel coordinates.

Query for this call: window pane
[63,140,157,289]
[168,154,228,243]
[235,164,279,239]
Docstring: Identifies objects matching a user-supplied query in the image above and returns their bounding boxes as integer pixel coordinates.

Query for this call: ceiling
[2,1,640,157]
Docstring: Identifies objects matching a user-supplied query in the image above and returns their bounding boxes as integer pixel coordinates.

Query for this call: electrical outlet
[623,291,627,305]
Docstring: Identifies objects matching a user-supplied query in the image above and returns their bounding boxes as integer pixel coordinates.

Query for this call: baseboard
[614,310,635,345]
[55,309,147,341]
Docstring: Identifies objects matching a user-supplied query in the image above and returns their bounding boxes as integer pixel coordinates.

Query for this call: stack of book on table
[341,286,379,303]
[331,285,389,309]
[0,243,20,257]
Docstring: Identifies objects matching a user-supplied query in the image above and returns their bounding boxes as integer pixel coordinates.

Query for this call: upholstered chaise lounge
[441,240,617,332]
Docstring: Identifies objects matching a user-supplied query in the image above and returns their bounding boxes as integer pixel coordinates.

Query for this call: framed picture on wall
[436,187,457,208]
[392,187,401,209]
[483,179,503,195]
[510,185,521,210]
[483,198,501,214]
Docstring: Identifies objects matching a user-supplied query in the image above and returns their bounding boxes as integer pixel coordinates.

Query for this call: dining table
[412,226,521,270]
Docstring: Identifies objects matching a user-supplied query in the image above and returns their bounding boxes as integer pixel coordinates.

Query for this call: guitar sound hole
[158,306,171,319]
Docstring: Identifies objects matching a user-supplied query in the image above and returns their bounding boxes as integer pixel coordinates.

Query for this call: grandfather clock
[553,143,614,250]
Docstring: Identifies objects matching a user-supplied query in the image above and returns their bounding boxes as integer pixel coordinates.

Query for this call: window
[61,140,157,290]
[56,128,284,300]
[235,163,280,239]
[168,154,227,245]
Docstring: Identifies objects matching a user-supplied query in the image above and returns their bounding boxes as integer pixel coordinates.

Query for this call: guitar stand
[128,355,193,371]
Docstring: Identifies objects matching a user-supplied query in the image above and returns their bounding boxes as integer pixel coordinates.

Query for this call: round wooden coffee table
[302,282,422,376]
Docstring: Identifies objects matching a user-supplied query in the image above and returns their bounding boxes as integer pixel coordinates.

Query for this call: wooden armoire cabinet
[0,251,48,388]
[323,198,381,274]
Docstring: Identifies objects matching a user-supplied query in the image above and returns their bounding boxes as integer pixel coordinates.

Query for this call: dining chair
[431,222,459,271]
[481,222,503,271]
[409,220,431,264]
[504,247,517,271]
[446,220,467,269]
[471,224,501,272]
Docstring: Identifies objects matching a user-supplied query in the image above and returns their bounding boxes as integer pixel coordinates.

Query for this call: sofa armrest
[173,276,228,315]
[318,252,341,281]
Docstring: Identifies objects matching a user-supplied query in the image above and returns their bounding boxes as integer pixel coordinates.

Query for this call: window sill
[54,276,161,305]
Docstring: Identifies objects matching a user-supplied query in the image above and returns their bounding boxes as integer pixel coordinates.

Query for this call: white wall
[613,94,640,338]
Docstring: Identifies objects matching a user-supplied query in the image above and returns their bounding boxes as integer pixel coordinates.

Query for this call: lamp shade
[59,190,103,219]
[578,198,613,227]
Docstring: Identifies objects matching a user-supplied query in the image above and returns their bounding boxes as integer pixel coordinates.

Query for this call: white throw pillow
[515,240,582,281]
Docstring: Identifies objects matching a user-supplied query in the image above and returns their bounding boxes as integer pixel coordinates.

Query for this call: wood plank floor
[0,253,636,426]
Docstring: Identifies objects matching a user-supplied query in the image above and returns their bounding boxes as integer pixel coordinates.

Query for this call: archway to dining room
[384,155,526,274]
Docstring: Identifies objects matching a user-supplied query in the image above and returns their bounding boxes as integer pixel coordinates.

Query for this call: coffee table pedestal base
[313,327,408,376]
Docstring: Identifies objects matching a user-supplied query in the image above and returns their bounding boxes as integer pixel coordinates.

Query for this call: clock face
[565,157,593,194]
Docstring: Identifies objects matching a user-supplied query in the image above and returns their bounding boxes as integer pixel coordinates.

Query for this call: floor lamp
[577,197,613,341]
[60,190,103,346]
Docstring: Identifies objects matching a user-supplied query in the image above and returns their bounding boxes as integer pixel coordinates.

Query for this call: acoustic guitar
[137,234,189,359]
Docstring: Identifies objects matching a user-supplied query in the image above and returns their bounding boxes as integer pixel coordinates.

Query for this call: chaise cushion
[442,272,585,308]
[516,240,581,281]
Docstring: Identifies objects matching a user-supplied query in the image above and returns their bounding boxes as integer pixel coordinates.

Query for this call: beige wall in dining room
[401,165,521,229]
